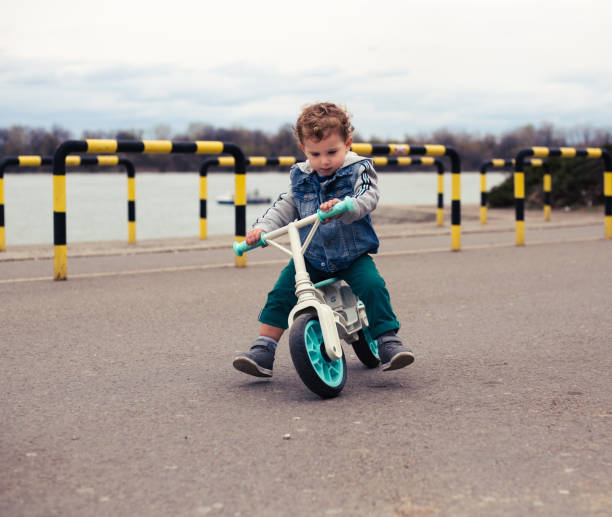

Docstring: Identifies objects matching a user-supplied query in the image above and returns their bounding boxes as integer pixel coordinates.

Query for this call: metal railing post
[52,139,247,279]
[0,155,135,251]
[480,158,550,224]
[513,146,611,245]
[352,143,461,250]
[371,156,445,226]
[198,156,297,240]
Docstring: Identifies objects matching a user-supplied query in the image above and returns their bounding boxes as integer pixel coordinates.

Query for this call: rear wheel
[289,313,346,398]
[352,327,380,368]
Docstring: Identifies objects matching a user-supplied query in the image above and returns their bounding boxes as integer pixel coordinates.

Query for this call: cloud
[2,52,611,139]
[1,0,611,138]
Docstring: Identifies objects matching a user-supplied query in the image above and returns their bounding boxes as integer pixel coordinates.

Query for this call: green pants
[259,254,400,338]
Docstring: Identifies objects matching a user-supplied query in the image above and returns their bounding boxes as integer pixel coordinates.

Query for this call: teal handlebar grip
[318,196,355,221]
[233,234,267,256]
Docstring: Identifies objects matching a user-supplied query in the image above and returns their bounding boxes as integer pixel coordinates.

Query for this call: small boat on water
[216,189,272,205]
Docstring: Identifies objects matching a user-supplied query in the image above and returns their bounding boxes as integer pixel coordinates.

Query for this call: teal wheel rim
[304,320,344,387]
[362,327,379,359]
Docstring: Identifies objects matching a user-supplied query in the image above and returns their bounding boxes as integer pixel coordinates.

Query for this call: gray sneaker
[232,338,276,378]
[377,333,414,371]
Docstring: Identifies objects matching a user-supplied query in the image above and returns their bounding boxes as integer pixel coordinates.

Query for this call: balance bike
[233,197,380,398]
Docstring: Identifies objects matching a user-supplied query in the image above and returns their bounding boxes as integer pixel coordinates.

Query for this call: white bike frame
[260,212,343,360]
[234,197,369,361]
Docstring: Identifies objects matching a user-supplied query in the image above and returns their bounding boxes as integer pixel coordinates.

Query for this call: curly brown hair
[293,102,354,144]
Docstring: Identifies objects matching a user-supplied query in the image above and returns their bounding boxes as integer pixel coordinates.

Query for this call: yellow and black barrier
[352,143,462,250]
[198,156,297,239]
[52,139,247,280]
[0,155,135,252]
[513,147,612,245]
[479,158,550,224]
[371,156,445,226]
[197,155,446,238]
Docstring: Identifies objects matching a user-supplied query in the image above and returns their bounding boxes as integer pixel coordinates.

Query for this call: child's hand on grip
[319,198,341,223]
[246,228,265,246]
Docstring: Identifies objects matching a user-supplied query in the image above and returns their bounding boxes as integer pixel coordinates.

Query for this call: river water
[2,171,507,245]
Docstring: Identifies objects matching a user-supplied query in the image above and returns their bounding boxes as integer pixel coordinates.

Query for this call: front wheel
[352,327,380,368]
[289,313,346,399]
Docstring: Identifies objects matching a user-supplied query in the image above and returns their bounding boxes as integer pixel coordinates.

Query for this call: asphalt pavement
[1,206,611,516]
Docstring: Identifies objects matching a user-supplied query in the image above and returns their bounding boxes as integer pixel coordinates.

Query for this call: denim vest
[290,159,379,273]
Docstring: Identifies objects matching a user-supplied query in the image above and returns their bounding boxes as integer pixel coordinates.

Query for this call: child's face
[299,132,352,177]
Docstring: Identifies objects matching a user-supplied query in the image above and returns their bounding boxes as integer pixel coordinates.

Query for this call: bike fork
[287,223,342,360]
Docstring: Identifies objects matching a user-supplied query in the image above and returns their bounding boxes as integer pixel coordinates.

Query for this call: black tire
[289,313,346,399]
[352,327,380,368]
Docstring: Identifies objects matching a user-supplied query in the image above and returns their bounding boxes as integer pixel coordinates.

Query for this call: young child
[233,102,414,377]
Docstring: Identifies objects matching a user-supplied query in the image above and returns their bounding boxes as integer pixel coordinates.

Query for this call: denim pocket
[331,175,354,199]
[292,178,317,212]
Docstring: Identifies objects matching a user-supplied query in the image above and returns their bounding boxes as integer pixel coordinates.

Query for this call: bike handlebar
[233,234,267,256]
[233,196,355,256]
[317,196,355,222]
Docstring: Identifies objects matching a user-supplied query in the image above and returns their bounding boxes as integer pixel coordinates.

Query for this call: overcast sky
[1,0,610,139]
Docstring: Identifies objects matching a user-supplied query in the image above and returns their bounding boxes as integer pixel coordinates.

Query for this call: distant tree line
[0,124,303,173]
[1,121,610,173]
